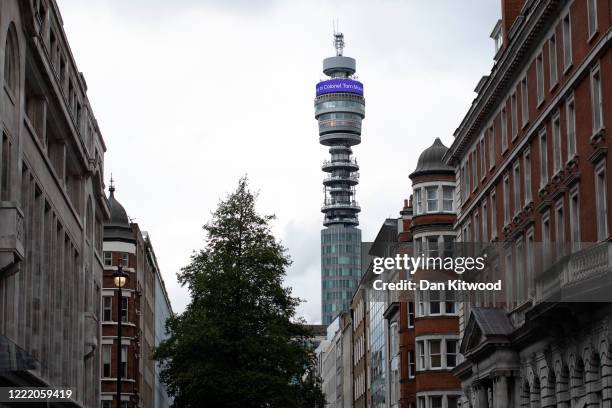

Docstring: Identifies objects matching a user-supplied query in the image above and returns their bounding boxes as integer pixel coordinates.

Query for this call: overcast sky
[57,0,500,324]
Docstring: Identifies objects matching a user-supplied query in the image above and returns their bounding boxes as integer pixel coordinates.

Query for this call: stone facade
[0,0,108,406]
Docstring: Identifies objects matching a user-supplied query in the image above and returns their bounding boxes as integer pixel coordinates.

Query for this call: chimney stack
[501,0,525,41]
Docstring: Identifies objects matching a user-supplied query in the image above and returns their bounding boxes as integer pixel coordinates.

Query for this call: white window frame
[415,188,423,215]
[121,345,128,378]
[488,124,495,170]
[473,211,480,244]
[471,149,478,192]
[520,75,529,127]
[426,186,439,213]
[482,200,488,243]
[505,249,514,307]
[539,128,548,188]
[121,253,129,267]
[536,50,545,105]
[461,163,468,202]
[526,227,535,298]
[503,174,510,225]
[542,210,552,269]
[102,344,112,378]
[414,286,458,318]
[552,111,562,175]
[442,186,454,213]
[511,89,519,140]
[513,161,521,216]
[102,296,112,322]
[429,289,442,315]
[565,93,577,161]
[121,297,128,323]
[416,183,455,214]
[549,33,558,88]
[408,301,415,328]
[562,12,572,71]
[523,148,532,205]
[516,238,525,301]
[416,336,460,372]
[590,63,604,135]
[479,135,486,180]
[555,197,565,245]
[417,340,425,371]
[587,0,598,40]
[569,184,580,247]
[103,251,112,266]
[429,339,442,369]
[595,160,608,241]
[501,106,508,152]
[490,190,497,239]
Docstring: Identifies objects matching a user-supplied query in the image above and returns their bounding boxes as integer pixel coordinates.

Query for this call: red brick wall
[501,0,525,41]
[459,0,612,244]
[416,371,461,392]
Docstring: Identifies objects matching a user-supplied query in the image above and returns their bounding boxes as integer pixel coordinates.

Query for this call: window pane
[443,186,454,211]
[446,340,457,367]
[428,236,439,258]
[429,340,441,368]
[426,187,438,212]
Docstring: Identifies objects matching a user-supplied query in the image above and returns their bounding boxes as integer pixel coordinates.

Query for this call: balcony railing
[322,157,358,167]
[323,174,359,184]
[323,216,359,226]
[321,200,360,211]
[535,242,612,302]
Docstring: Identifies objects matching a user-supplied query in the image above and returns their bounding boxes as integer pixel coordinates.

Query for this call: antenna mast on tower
[332,20,344,56]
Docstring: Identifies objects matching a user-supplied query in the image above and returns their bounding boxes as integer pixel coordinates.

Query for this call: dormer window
[491,20,503,56]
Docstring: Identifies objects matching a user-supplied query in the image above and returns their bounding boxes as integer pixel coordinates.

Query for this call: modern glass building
[315,33,364,325]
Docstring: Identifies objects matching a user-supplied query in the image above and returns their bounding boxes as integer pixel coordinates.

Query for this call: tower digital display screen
[316,79,364,96]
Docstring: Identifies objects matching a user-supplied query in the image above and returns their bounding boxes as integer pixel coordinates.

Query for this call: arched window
[4,24,18,95]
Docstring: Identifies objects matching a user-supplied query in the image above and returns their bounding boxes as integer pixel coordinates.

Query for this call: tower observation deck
[315,33,363,325]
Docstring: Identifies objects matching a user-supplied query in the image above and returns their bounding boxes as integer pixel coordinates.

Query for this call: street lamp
[113,264,128,408]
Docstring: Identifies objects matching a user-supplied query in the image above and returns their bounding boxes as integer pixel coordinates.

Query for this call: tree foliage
[154,177,325,407]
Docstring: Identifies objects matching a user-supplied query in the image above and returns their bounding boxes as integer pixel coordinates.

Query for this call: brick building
[0,0,108,406]
[101,184,171,408]
[444,0,612,406]
[409,139,461,408]
[352,279,369,408]
[396,198,416,408]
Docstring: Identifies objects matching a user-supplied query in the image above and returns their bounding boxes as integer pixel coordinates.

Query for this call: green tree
[155,177,325,408]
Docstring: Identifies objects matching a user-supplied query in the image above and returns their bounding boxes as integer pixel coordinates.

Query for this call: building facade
[396,198,416,408]
[0,0,108,406]
[409,139,461,408]
[316,312,353,408]
[149,232,173,408]
[444,0,612,407]
[101,185,172,408]
[317,32,364,325]
[352,280,369,408]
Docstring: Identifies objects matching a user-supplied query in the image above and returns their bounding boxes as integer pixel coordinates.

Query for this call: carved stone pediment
[461,307,515,357]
